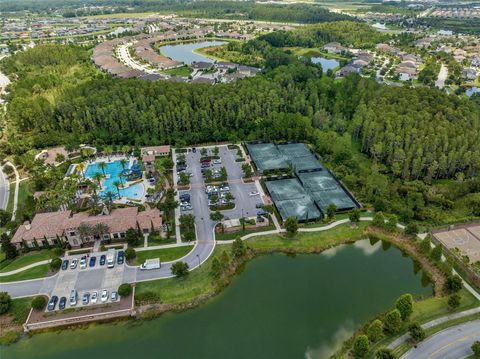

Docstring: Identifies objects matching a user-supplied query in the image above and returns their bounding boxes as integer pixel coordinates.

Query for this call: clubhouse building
[12,207,162,248]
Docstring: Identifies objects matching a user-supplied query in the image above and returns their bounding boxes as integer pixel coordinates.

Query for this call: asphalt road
[0,165,9,210]
[0,145,264,298]
[401,320,480,359]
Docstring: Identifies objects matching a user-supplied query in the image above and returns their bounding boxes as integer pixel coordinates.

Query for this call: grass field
[134,245,194,265]
[0,264,50,283]
[0,250,55,273]
[160,65,192,77]
[136,246,226,305]
[0,297,32,345]
[246,222,368,251]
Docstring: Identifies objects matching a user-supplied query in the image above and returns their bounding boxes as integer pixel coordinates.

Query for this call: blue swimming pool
[84,160,144,200]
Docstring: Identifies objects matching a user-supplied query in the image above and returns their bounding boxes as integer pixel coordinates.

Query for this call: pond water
[2,239,432,359]
[466,87,479,97]
[310,57,340,72]
[160,41,227,65]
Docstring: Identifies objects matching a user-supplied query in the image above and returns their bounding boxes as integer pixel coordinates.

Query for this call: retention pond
[2,239,432,358]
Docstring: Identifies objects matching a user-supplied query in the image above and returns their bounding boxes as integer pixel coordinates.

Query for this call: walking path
[135,241,192,252]
[0,165,8,211]
[6,161,19,221]
[435,63,448,89]
[0,259,51,277]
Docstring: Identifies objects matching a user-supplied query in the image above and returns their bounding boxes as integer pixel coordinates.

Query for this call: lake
[159,41,226,65]
[310,57,340,72]
[2,239,432,359]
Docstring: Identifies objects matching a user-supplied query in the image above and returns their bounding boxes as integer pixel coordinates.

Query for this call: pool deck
[84,155,152,204]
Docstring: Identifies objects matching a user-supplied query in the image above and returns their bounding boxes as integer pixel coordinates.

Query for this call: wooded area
[1,42,479,226]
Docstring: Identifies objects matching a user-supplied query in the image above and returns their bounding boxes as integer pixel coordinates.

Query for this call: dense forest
[1,43,480,225]
[257,21,389,49]
[0,0,350,24]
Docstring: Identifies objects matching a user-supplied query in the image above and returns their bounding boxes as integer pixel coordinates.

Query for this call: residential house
[322,42,345,54]
[462,68,478,81]
[12,207,163,248]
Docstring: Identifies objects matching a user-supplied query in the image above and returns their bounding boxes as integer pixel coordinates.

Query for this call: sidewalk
[0,259,51,277]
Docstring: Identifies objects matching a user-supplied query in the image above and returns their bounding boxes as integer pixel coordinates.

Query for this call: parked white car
[79,256,87,269]
[249,191,260,196]
[101,289,109,302]
[70,258,78,269]
[91,291,98,304]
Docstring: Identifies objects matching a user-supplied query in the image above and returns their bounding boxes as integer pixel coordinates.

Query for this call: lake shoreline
[1,225,446,351]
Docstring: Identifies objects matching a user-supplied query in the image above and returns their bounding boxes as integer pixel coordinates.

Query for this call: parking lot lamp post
[196,254,201,267]
[242,209,245,231]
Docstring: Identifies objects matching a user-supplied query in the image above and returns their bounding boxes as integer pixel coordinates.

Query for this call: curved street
[401,320,480,359]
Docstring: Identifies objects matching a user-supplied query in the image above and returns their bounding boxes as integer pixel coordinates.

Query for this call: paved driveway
[2,145,263,299]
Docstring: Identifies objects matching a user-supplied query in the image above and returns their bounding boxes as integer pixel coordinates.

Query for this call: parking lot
[176,145,264,241]
[47,249,129,312]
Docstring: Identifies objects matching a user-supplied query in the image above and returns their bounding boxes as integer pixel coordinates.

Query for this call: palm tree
[104,146,113,161]
[88,180,99,195]
[77,162,86,178]
[122,145,131,157]
[98,161,107,177]
[78,223,92,242]
[105,190,116,202]
[113,180,122,198]
[89,192,101,213]
[93,223,110,240]
[120,158,128,170]
[119,172,125,185]
[93,172,103,186]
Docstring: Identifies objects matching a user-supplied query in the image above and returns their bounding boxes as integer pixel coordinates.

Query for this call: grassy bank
[0,297,32,345]
[0,250,55,273]
[247,222,368,251]
[134,245,194,265]
[136,246,228,305]
[0,264,50,283]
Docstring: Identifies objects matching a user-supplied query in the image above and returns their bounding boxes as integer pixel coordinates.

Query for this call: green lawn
[0,250,56,273]
[0,264,50,283]
[410,288,479,323]
[161,65,192,77]
[246,222,368,252]
[6,182,15,214]
[135,245,194,265]
[17,179,31,207]
[215,224,276,241]
[148,235,176,247]
[135,246,227,305]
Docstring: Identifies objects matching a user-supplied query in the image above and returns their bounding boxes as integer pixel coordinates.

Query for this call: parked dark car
[61,259,69,270]
[255,203,264,209]
[47,295,58,311]
[117,251,124,265]
[89,256,96,267]
[180,193,190,202]
[192,147,196,153]
[59,296,66,310]
[99,255,106,266]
